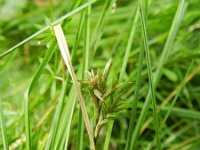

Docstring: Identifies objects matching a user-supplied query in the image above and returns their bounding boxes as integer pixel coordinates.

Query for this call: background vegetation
[0,0,200,149]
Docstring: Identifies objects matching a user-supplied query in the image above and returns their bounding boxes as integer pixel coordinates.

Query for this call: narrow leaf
[53,24,95,150]
[0,98,9,150]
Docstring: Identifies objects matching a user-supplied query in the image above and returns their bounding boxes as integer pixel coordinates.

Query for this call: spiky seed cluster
[80,59,131,138]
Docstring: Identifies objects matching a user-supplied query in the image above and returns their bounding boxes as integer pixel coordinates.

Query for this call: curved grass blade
[53,24,95,150]
[25,40,56,150]
[0,98,9,150]
[130,0,188,149]
[0,0,97,59]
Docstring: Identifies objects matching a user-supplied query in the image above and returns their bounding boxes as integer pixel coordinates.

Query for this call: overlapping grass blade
[0,98,9,150]
[44,80,68,150]
[52,9,85,150]
[53,24,95,149]
[139,2,161,149]
[130,0,188,149]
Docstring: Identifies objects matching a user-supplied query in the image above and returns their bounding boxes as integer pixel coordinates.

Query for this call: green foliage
[1,0,200,149]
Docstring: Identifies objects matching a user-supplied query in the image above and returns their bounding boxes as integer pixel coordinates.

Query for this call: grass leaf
[25,39,56,150]
[139,2,161,149]
[53,24,95,149]
[0,98,9,150]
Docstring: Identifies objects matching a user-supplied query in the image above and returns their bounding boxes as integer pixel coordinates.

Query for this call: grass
[0,98,9,150]
[1,0,200,149]
[53,24,95,149]
[129,0,188,149]
[139,2,161,149]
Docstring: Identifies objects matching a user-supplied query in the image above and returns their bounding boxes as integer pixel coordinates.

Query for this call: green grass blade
[161,107,200,121]
[130,0,187,149]
[153,1,188,86]
[28,40,56,94]
[44,80,68,150]
[139,63,200,149]
[125,6,144,150]
[162,61,194,125]
[119,7,139,81]
[52,73,81,150]
[53,24,95,149]
[146,62,194,149]
[24,39,56,150]
[0,98,9,150]
[62,89,77,149]
[0,0,97,59]
[103,120,114,150]
[139,3,161,149]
